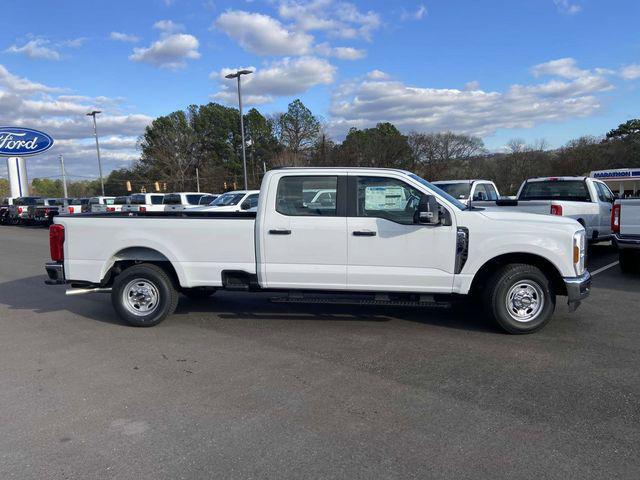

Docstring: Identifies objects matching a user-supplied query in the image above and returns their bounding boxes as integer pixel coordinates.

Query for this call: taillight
[107,207,115,212]
[68,206,75,214]
[139,206,147,213]
[49,224,65,262]
[612,203,621,234]
[18,207,23,214]
[44,208,50,216]
[550,204,563,216]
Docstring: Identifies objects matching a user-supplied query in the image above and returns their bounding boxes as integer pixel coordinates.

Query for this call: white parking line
[591,261,619,276]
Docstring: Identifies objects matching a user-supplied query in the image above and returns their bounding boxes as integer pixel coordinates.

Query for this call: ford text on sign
[0,127,54,157]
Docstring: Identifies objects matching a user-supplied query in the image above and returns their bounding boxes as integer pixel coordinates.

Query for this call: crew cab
[121,193,165,214]
[45,168,591,334]
[432,180,500,206]
[89,196,115,213]
[612,198,640,273]
[163,192,211,212]
[477,177,616,243]
[195,190,259,212]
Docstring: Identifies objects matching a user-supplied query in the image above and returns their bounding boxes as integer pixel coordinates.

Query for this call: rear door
[346,175,457,292]
[261,175,347,289]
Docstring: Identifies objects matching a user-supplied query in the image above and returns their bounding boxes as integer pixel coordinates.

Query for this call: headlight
[573,230,586,275]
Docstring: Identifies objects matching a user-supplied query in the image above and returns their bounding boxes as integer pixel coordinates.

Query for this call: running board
[270,293,450,309]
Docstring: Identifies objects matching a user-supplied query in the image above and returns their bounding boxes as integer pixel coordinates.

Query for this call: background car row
[0,189,260,226]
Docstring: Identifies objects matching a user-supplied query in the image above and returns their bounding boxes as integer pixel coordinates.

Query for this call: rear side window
[276,176,338,216]
[130,194,145,205]
[473,184,498,201]
[186,194,204,205]
[519,180,590,202]
[163,194,181,205]
[150,195,164,205]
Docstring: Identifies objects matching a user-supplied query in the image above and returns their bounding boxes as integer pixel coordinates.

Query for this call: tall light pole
[86,110,105,196]
[59,155,68,198]
[225,69,253,190]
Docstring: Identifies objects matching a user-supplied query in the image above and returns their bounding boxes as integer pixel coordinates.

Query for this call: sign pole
[59,155,68,198]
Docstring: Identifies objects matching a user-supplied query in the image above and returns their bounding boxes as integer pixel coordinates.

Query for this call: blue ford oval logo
[0,127,54,157]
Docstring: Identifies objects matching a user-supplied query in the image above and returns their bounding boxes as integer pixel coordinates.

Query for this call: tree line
[14,100,640,198]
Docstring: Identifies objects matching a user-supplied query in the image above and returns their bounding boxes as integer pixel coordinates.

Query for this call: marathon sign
[0,127,54,157]
[592,169,640,180]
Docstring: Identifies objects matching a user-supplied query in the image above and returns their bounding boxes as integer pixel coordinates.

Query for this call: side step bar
[270,293,450,309]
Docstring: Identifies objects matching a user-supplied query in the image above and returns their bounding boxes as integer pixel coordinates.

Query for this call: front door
[347,175,457,293]
[262,175,347,289]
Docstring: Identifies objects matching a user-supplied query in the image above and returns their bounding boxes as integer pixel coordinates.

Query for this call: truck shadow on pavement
[0,276,499,333]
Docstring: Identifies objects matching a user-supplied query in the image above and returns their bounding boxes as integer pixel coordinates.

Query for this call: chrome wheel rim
[122,279,160,317]
[505,281,544,323]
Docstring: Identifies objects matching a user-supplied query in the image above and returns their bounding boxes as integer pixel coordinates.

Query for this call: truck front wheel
[483,263,556,334]
[111,264,178,327]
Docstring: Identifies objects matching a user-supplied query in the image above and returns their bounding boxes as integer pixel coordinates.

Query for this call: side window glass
[276,176,338,216]
[472,185,488,201]
[595,183,608,202]
[356,177,424,225]
[485,184,498,200]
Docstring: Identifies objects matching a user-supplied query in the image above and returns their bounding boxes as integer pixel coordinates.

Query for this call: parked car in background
[163,192,212,212]
[476,177,616,243]
[195,190,260,212]
[60,198,90,215]
[122,193,165,213]
[612,198,640,273]
[0,197,15,225]
[8,197,40,225]
[432,180,500,206]
[106,196,130,213]
[198,194,219,205]
[30,198,63,226]
[46,168,590,334]
[89,196,115,213]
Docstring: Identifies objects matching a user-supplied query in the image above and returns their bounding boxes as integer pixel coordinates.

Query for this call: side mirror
[416,195,440,225]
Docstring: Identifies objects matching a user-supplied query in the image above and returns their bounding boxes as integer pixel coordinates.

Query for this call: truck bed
[56,212,257,287]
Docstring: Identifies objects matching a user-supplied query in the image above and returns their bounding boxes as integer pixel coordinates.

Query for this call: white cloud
[110,32,140,43]
[215,10,313,55]
[62,37,88,48]
[0,64,152,179]
[619,64,640,80]
[153,19,185,33]
[129,33,200,69]
[315,42,365,60]
[554,0,582,15]
[212,56,336,105]
[401,4,427,21]
[5,39,61,61]
[531,57,588,79]
[329,61,613,138]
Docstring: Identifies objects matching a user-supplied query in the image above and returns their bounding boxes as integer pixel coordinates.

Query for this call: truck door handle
[269,229,291,235]
[352,230,377,237]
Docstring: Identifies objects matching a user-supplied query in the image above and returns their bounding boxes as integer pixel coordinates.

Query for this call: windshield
[409,174,467,210]
[211,193,246,206]
[435,182,472,200]
[519,180,590,202]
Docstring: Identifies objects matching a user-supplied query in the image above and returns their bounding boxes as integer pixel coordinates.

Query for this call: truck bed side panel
[57,217,256,287]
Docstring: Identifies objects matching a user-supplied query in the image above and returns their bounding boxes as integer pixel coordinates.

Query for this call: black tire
[111,263,178,327]
[619,250,638,274]
[182,287,217,300]
[483,263,556,334]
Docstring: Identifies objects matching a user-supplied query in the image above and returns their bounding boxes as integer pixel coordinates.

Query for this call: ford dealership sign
[0,127,54,157]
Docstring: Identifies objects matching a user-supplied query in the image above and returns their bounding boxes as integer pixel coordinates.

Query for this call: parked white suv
[46,168,590,334]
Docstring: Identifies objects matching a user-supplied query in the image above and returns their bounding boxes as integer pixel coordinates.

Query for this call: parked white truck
[612,198,640,273]
[432,179,500,206]
[45,168,591,334]
[478,176,616,243]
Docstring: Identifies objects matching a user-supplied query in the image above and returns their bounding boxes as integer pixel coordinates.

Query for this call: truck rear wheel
[111,264,178,327]
[483,263,555,334]
[619,250,639,274]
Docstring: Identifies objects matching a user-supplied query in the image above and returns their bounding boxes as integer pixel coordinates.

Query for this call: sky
[0,0,639,181]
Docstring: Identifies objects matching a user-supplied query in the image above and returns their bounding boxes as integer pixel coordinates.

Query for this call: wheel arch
[101,246,182,287]
[470,252,567,297]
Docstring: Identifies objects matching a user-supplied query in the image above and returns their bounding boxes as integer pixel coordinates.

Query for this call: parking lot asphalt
[1,227,639,480]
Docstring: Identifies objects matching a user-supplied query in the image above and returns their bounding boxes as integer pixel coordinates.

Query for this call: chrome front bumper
[563,271,591,312]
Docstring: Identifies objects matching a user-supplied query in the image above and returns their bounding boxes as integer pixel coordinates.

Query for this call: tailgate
[620,200,640,236]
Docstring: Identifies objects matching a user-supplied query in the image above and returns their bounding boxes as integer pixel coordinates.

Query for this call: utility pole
[225,69,253,190]
[59,155,68,198]
[86,110,105,196]
[196,167,200,192]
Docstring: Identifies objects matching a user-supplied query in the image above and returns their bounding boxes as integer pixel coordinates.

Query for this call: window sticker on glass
[364,186,407,211]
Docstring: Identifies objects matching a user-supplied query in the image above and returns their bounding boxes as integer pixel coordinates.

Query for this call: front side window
[276,176,338,216]
[438,183,472,200]
[242,194,259,209]
[595,182,614,203]
[356,177,424,225]
[186,194,204,205]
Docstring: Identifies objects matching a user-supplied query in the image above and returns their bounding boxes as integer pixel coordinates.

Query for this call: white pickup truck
[121,193,165,214]
[45,168,591,334]
[612,198,640,272]
[432,179,500,206]
[478,177,616,243]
